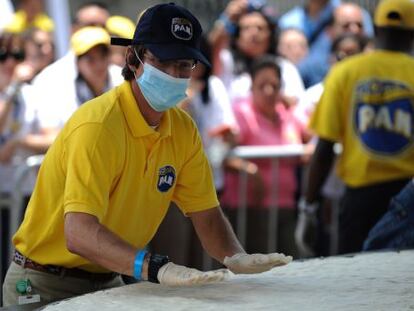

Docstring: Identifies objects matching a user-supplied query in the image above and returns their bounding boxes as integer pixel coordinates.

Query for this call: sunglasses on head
[0,49,25,62]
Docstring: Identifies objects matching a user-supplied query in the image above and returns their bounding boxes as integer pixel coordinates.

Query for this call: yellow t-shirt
[5,10,54,33]
[310,50,414,187]
[13,81,218,272]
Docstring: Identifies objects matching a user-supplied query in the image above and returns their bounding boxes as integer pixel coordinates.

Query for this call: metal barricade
[228,144,306,253]
[227,144,343,256]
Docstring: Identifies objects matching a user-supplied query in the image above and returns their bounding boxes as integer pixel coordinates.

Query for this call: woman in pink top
[221,55,309,257]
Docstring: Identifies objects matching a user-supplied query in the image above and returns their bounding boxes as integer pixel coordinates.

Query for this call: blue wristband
[133,250,148,280]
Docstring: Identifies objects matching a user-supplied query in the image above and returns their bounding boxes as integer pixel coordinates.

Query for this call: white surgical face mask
[133,50,190,112]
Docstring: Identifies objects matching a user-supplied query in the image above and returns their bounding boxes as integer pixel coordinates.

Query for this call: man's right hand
[294,198,319,257]
[157,262,229,286]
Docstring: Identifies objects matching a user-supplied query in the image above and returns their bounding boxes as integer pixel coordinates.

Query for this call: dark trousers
[338,178,409,254]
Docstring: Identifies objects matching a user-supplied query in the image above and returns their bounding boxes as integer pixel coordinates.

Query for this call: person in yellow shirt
[297,0,414,255]
[2,3,292,307]
[4,0,54,34]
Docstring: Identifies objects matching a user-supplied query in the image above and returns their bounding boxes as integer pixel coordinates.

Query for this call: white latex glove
[295,198,319,258]
[224,253,292,274]
[157,262,229,286]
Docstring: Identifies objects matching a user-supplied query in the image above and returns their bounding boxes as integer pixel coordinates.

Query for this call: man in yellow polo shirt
[297,0,414,254]
[2,3,292,307]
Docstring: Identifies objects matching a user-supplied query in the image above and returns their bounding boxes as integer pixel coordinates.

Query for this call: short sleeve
[172,125,219,214]
[309,65,344,142]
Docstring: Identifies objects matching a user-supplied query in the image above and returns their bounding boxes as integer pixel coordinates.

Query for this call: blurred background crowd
[1,0,413,293]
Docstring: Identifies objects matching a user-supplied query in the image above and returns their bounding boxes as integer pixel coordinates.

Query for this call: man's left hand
[224,253,292,274]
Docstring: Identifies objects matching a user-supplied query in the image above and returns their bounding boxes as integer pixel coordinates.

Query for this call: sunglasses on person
[0,49,25,62]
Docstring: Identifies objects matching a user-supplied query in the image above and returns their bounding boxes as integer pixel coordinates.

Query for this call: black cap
[111,3,210,66]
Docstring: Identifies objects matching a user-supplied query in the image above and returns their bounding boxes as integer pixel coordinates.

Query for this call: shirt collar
[118,81,171,138]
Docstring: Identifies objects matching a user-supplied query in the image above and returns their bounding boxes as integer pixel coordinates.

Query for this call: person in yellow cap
[26,26,122,145]
[10,4,119,159]
[297,0,414,255]
[4,0,54,34]
[105,15,135,66]
[70,26,120,105]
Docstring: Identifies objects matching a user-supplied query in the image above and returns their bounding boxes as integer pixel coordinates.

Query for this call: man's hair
[122,45,146,81]
[198,35,213,105]
[231,10,278,75]
[249,54,281,81]
[76,1,109,12]
[73,1,110,25]
[375,26,414,52]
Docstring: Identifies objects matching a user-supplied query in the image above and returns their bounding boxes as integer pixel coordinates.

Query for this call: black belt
[13,250,118,281]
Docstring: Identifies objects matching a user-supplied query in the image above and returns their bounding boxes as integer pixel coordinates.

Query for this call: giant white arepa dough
[44,250,414,310]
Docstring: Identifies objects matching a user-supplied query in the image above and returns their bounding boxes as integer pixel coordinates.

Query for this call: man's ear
[126,48,140,68]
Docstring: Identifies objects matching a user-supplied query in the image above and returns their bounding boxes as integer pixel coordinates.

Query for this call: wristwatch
[148,253,170,283]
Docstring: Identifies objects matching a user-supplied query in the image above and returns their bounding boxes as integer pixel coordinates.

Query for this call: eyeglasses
[0,49,25,62]
[144,52,197,75]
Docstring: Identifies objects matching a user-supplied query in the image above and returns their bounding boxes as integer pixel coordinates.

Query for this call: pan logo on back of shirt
[157,165,176,192]
[353,79,414,156]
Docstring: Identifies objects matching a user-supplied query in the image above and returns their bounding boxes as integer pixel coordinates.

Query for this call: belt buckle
[45,264,64,276]
[14,251,26,267]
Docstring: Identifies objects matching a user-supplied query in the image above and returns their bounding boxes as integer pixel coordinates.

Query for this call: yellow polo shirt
[13,81,218,272]
[310,51,414,187]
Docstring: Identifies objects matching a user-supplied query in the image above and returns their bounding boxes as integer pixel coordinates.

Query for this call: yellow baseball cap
[105,15,135,39]
[71,26,110,56]
[374,0,414,30]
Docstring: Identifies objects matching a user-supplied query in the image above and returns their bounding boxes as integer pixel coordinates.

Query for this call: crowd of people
[1,0,414,307]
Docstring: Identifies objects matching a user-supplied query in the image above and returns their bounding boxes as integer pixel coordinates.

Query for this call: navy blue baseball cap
[111,2,210,66]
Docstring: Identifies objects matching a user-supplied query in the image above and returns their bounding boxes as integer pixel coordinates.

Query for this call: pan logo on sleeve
[171,18,192,40]
[353,79,414,156]
[157,165,176,192]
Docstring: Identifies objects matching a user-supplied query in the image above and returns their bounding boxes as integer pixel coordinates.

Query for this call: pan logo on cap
[171,17,193,41]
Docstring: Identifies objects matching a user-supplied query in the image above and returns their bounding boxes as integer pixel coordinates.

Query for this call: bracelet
[133,250,148,280]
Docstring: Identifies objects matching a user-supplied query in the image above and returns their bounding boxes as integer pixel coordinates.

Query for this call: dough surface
[44,250,414,311]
